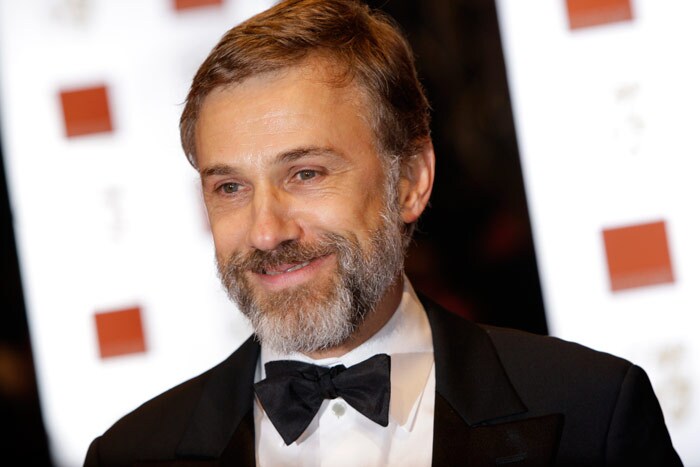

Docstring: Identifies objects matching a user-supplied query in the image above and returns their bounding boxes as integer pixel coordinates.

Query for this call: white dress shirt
[254,277,435,467]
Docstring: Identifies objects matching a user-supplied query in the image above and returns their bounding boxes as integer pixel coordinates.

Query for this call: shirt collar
[259,275,434,431]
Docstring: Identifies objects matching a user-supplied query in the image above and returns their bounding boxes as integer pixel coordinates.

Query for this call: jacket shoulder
[481,324,680,465]
[85,336,259,466]
[421,297,680,465]
[483,324,633,385]
[479,324,633,424]
[87,361,217,465]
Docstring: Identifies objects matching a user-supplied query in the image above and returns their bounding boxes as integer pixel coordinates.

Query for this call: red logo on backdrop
[94,306,147,359]
[603,220,675,292]
[566,0,634,30]
[59,85,113,138]
[173,0,223,11]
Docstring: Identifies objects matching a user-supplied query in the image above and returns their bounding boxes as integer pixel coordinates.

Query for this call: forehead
[194,59,382,169]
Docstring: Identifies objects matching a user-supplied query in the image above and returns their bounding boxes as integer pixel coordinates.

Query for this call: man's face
[195,61,407,354]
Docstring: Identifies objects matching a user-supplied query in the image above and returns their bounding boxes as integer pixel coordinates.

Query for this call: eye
[296,169,317,181]
[219,182,241,194]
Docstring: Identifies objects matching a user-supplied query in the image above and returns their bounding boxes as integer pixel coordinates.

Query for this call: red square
[566,0,634,30]
[94,306,147,359]
[173,0,223,11]
[59,85,113,138]
[603,220,675,292]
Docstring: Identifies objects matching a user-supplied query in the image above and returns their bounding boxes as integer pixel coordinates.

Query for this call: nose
[246,187,301,251]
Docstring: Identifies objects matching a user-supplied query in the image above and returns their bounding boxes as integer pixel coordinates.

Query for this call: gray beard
[216,205,407,354]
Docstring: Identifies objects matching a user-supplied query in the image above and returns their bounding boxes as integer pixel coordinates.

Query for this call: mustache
[225,234,346,274]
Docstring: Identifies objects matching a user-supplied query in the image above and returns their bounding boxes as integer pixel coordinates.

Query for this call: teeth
[264,261,311,275]
[285,261,310,273]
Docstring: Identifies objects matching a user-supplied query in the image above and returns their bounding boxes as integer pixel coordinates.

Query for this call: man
[84,0,682,465]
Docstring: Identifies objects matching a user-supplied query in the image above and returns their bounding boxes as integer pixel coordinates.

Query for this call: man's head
[183,0,434,355]
[180,0,431,171]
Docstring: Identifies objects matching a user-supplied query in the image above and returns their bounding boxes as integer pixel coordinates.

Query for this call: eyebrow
[199,146,345,178]
[277,146,345,163]
[199,165,237,178]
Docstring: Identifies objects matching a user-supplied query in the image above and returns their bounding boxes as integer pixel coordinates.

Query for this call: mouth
[251,254,333,290]
[262,260,312,276]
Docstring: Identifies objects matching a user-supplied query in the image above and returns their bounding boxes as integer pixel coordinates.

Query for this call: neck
[303,275,404,360]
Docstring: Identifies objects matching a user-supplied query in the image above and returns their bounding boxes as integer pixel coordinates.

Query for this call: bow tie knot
[314,365,344,399]
[254,354,391,445]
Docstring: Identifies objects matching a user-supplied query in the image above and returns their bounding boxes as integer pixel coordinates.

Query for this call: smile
[263,260,312,275]
[252,254,334,291]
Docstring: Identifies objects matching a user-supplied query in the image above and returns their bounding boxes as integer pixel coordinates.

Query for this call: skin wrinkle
[197,58,432,358]
[215,145,406,354]
[218,222,404,354]
[200,147,347,179]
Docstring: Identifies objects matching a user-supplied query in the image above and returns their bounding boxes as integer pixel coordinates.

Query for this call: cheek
[304,190,386,237]
[209,216,244,257]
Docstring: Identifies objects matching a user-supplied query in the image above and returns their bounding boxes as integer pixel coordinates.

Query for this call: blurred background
[0,0,697,465]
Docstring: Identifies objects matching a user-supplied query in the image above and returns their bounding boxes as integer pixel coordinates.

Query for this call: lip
[262,260,312,275]
[251,254,334,291]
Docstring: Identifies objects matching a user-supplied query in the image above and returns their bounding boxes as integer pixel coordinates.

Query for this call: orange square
[94,306,147,359]
[59,85,113,138]
[603,220,675,292]
[566,0,634,30]
[173,0,223,11]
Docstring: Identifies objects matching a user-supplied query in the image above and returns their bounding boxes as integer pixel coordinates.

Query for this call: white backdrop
[0,1,273,465]
[496,0,699,464]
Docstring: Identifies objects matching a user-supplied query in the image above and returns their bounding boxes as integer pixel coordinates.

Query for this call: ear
[398,140,435,224]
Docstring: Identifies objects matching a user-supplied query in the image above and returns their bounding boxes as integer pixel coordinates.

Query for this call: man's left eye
[297,170,317,181]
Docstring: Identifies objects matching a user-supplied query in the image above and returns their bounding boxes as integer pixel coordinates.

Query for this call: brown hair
[179,0,431,168]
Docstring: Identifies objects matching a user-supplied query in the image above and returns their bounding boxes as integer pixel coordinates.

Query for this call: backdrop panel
[496,1,699,464]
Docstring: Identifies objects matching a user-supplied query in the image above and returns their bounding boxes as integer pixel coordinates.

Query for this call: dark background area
[368,0,547,334]
[0,0,546,463]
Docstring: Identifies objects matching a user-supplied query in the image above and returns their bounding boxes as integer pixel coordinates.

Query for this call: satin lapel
[421,295,527,424]
[174,335,260,465]
[421,295,527,464]
[432,393,563,466]
[421,296,565,465]
[219,408,256,466]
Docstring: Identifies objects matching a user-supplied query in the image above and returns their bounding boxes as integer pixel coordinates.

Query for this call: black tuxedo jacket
[84,297,682,466]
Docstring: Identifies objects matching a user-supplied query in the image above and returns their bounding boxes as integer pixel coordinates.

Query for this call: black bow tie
[253,353,391,445]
